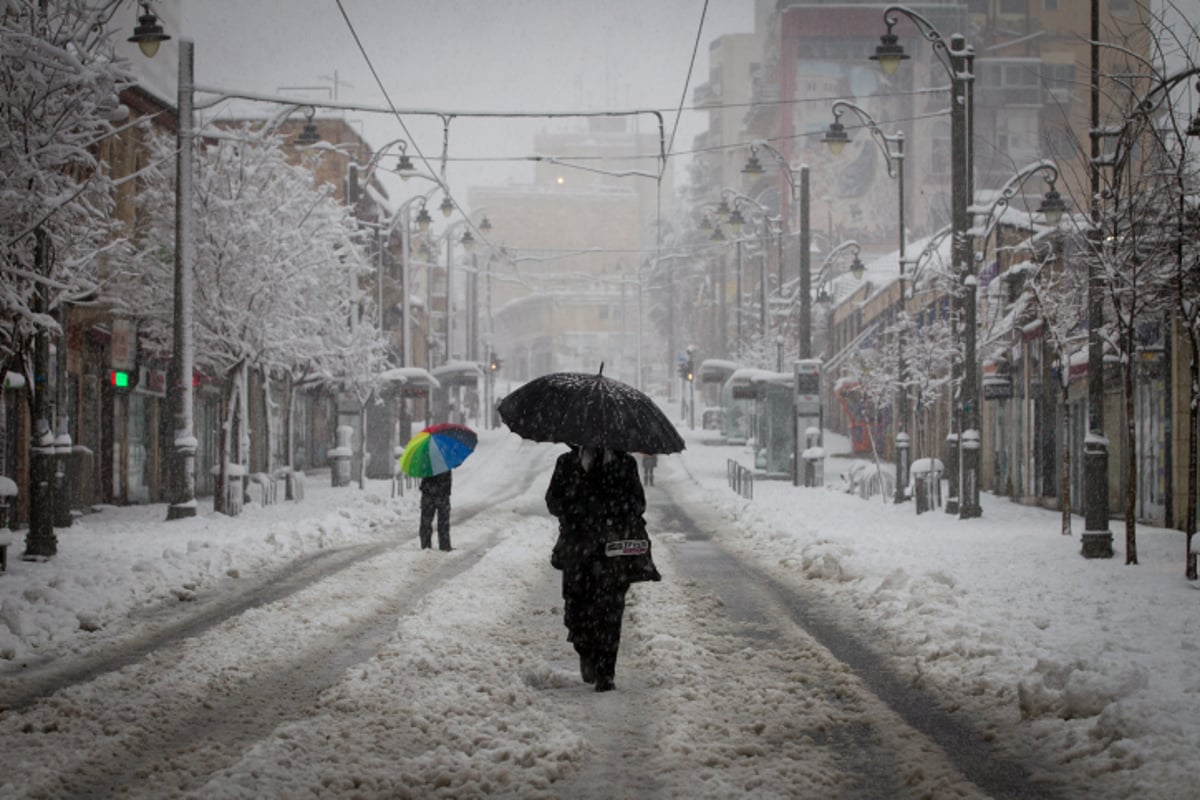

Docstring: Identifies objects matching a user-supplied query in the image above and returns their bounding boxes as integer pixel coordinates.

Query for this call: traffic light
[110,369,134,390]
[489,353,503,372]
[678,360,694,382]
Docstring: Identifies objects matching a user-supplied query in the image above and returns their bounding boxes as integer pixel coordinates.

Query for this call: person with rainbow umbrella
[399,423,477,551]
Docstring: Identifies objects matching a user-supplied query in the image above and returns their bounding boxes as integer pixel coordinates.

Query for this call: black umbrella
[497,365,685,454]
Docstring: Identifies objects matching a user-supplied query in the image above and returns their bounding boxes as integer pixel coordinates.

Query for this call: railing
[727,459,754,500]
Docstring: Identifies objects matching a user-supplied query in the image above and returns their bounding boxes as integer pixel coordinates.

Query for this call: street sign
[794,359,821,415]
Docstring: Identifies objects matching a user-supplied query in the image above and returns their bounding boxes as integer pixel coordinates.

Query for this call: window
[1043,63,1076,89]
[1110,0,1131,12]
[1043,0,1059,9]
[1000,0,1028,13]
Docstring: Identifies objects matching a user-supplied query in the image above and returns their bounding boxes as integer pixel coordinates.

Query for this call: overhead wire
[664,0,710,178]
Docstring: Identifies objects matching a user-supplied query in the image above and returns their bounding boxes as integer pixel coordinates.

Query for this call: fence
[727,459,753,500]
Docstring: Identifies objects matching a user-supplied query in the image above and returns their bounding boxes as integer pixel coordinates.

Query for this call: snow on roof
[724,367,780,386]
[433,361,485,378]
[378,367,440,389]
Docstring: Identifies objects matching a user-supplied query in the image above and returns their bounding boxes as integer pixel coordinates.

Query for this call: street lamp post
[871,5,978,517]
[130,14,339,517]
[347,141,428,344]
[824,100,909,501]
[435,213,486,365]
[724,190,778,349]
[167,38,197,521]
[742,143,813,358]
[1083,0,1114,557]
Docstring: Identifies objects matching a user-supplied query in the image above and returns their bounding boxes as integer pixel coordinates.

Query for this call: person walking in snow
[418,470,453,551]
[641,452,657,486]
[545,445,660,692]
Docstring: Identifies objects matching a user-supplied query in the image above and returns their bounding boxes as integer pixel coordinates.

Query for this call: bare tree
[1020,233,1091,536]
[1092,17,1199,566]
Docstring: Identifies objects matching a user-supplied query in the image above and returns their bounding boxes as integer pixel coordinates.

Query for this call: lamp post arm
[831,100,905,180]
[353,138,413,184]
[1105,66,1200,174]
[882,5,957,79]
[906,225,955,287]
[814,240,862,286]
[747,140,798,199]
[971,160,1059,255]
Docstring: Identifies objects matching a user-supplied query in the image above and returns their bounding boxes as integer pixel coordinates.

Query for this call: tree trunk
[215,366,239,516]
[26,325,56,558]
[1186,334,1198,580]
[358,403,367,491]
[53,305,72,528]
[283,373,296,500]
[1061,380,1072,536]
[1123,333,1139,565]
[260,366,272,475]
[24,230,56,558]
[238,361,250,478]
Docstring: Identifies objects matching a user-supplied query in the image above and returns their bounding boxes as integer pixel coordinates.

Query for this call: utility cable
[664,0,710,179]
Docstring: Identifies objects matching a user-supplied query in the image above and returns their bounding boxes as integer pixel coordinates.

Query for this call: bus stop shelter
[431,361,486,425]
[750,371,794,479]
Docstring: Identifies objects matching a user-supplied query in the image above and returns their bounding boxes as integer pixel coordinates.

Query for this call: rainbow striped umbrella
[399,423,478,478]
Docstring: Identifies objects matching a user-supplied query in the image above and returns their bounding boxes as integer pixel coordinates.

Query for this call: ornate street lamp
[127,2,170,58]
[825,100,909,501]
[872,5,978,517]
[132,17,198,520]
[812,241,865,304]
[294,107,321,147]
[415,204,433,233]
[742,142,812,359]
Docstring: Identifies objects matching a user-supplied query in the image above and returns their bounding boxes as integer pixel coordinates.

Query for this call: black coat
[546,450,658,581]
[419,470,452,499]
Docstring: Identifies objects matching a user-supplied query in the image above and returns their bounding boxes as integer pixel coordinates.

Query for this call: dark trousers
[419,493,451,550]
[562,564,629,682]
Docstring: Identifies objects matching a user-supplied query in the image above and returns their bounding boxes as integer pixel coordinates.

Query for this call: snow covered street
[1,425,1197,798]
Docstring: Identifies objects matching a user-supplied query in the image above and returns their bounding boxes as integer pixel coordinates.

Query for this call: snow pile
[673,427,1200,798]
[0,481,406,665]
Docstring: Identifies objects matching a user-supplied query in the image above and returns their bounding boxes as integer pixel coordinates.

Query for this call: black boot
[579,653,596,684]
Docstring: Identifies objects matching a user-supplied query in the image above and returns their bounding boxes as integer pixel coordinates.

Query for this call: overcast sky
[176,0,756,208]
[148,0,1200,216]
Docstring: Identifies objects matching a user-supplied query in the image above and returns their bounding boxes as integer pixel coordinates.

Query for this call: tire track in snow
[0,444,560,798]
[657,456,1065,800]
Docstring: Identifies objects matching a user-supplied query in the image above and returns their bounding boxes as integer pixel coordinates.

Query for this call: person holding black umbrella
[497,365,682,691]
[545,445,660,693]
